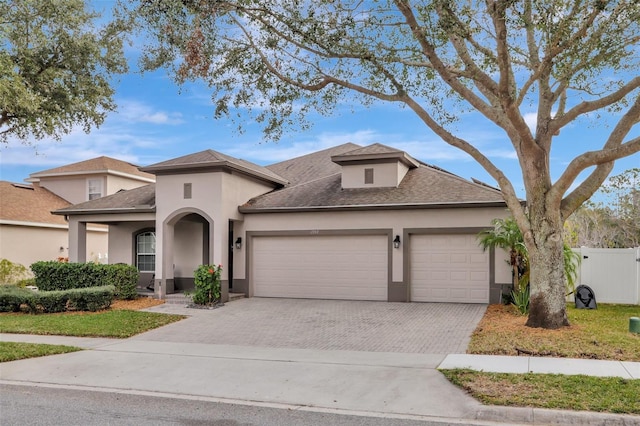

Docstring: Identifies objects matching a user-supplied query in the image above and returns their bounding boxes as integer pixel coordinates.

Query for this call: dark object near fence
[575,285,597,309]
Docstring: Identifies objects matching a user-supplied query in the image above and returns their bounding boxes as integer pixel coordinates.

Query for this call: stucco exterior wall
[108,221,156,265]
[38,175,97,204]
[0,223,107,269]
[154,171,275,283]
[341,162,404,188]
[106,175,152,195]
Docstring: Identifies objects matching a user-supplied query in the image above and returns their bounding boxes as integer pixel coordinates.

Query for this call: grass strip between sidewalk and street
[441,369,640,415]
[0,310,185,338]
[0,341,81,363]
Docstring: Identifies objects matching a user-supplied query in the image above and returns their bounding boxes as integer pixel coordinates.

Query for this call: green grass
[468,303,640,361]
[442,369,640,414]
[0,341,81,363]
[0,310,185,338]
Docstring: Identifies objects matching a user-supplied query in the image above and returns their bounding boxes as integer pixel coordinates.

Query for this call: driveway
[137,298,487,354]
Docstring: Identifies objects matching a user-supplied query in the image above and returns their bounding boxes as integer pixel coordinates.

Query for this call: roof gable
[28,156,154,182]
[141,149,287,185]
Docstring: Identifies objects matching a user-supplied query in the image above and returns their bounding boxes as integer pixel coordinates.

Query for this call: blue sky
[1,5,638,198]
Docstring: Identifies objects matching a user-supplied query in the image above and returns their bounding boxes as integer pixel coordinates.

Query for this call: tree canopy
[131,0,640,328]
[0,0,128,143]
[566,168,640,248]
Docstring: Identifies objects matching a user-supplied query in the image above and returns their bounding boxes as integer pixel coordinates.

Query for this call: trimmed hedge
[31,262,138,300]
[0,285,114,313]
[0,286,32,312]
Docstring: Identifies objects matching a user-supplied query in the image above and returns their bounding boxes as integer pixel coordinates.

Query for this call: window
[364,168,374,184]
[136,231,156,272]
[87,178,103,200]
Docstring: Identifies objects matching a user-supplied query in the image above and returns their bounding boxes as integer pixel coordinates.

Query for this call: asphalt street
[0,383,507,426]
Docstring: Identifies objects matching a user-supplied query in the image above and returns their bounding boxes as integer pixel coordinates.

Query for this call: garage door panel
[411,234,489,303]
[253,235,388,301]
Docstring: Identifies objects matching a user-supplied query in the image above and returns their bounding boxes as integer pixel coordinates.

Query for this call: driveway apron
[135,298,487,354]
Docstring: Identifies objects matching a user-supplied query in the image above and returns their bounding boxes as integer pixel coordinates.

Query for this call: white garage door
[410,234,489,303]
[252,235,388,301]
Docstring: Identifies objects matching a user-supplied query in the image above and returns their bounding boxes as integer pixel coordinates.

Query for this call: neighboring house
[0,156,154,269]
[56,143,513,303]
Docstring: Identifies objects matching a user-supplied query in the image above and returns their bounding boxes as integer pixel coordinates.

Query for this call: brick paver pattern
[136,298,487,354]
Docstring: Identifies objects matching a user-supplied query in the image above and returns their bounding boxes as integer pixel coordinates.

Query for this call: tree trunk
[525,214,569,329]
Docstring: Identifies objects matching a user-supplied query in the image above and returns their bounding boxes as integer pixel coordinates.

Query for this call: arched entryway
[157,208,214,295]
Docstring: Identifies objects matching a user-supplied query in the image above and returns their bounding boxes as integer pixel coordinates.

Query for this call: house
[55,143,513,303]
[0,157,154,268]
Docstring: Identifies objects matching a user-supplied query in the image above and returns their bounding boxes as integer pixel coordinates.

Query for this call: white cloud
[116,99,185,125]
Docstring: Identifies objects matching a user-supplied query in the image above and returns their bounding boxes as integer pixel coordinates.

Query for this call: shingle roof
[141,150,288,185]
[331,143,420,168]
[54,184,156,215]
[0,181,70,225]
[241,164,505,211]
[267,143,361,186]
[28,156,154,181]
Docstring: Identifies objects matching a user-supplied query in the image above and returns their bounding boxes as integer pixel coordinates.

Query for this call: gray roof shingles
[55,184,156,214]
[241,164,505,211]
[56,143,506,214]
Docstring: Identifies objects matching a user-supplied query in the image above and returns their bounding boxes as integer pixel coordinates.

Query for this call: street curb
[475,405,640,425]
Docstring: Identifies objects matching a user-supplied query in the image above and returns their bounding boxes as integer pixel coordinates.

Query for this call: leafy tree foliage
[566,169,640,248]
[0,0,128,143]
[131,1,640,328]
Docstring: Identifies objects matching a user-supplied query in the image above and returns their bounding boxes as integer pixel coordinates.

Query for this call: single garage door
[410,234,489,303]
[252,235,388,301]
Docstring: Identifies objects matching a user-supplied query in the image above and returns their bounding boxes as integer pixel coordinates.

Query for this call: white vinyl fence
[573,247,640,305]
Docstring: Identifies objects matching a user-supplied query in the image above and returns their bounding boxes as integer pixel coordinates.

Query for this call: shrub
[0,259,30,285]
[31,262,138,300]
[105,264,138,300]
[65,286,115,312]
[192,264,222,305]
[0,285,32,312]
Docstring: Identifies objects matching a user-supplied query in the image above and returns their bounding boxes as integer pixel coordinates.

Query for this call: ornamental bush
[0,285,114,313]
[192,264,222,305]
[30,261,138,300]
[0,285,32,312]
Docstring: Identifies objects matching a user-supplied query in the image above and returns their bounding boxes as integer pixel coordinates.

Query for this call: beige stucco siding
[108,221,156,265]
[38,176,95,204]
[341,162,404,188]
[0,223,107,269]
[106,175,151,195]
[173,220,203,278]
[154,172,275,282]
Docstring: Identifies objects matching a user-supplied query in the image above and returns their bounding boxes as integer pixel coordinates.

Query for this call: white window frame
[87,178,103,200]
[136,231,156,273]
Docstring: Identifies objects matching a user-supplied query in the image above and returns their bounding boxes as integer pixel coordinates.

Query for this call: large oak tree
[132,0,640,328]
[0,0,128,143]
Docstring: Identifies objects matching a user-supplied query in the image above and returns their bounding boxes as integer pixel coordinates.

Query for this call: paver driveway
[137,298,487,354]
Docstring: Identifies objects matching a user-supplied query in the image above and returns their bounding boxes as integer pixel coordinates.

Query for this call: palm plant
[478,217,528,293]
[478,217,580,313]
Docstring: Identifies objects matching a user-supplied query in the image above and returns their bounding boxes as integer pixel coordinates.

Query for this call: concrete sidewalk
[1,333,639,425]
[439,353,640,379]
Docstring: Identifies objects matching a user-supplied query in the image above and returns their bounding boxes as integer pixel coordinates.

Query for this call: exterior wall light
[235,237,242,249]
[393,235,401,249]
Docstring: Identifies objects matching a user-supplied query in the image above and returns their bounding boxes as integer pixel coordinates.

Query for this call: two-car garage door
[251,233,489,303]
[410,234,489,303]
[252,235,388,301]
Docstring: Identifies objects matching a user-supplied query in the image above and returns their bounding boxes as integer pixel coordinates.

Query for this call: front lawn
[442,303,640,414]
[442,370,640,414]
[0,341,81,363]
[468,303,640,361]
[0,309,185,338]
